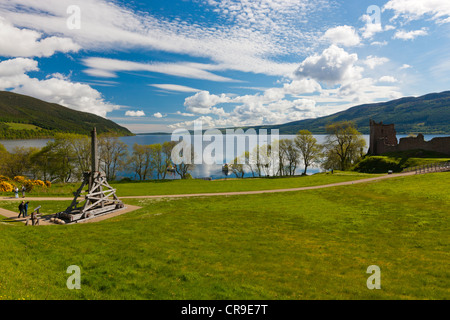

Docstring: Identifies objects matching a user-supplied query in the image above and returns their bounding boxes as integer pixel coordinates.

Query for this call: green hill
[235,91,450,134]
[0,91,133,139]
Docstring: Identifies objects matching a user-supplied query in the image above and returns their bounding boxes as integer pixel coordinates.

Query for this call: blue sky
[0,0,449,133]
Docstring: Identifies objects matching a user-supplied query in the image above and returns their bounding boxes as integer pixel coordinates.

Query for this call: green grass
[4,122,41,131]
[353,155,450,173]
[0,172,448,300]
[2,172,380,198]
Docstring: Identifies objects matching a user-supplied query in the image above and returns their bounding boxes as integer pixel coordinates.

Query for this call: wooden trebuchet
[58,128,125,224]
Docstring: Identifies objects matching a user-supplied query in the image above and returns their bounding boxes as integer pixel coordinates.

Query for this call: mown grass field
[0,172,448,300]
[0,172,380,198]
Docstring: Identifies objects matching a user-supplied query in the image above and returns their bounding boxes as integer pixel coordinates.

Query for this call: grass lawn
[0,172,448,300]
[4,123,41,131]
[0,172,381,198]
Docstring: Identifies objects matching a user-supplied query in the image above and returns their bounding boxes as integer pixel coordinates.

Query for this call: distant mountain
[233,91,450,134]
[0,91,133,139]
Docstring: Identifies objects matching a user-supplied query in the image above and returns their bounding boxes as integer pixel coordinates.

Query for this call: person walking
[18,201,25,218]
[21,185,26,198]
[24,201,29,217]
[14,187,19,199]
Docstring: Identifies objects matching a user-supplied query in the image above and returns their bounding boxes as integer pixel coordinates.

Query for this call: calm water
[0,134,445,180]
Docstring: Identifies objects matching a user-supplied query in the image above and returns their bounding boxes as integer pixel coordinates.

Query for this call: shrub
[0,181,14,192]
[14,176,27,183]
[0,175,11,182]
[45,180,52,188]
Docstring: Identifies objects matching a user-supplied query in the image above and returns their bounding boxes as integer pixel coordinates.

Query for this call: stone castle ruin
[368,120,450,156]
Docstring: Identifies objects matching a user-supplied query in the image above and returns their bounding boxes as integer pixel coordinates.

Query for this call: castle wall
[369,121,450,156]
[397,134,450,155]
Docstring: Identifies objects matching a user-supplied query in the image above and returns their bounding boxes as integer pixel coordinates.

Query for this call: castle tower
[368,120,398,155]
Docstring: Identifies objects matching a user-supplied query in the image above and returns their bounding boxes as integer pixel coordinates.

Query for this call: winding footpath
[0,171,417,225]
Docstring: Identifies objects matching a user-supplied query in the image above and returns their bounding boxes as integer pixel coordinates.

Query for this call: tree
[129,143,152,180]
[162,141,177,179]
[323,121,366,171]
[98,133,129,181]
[171,140,195,179]
[149,143,165,180]
[295,130,322,175]
[231,155,245,178]
[279,139,300,176]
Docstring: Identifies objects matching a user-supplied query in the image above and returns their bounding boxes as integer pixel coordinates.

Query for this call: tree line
[0,121,366,183]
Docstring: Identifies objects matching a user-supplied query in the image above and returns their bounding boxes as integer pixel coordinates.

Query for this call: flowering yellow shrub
[45,180,52,188]
[14,176,27,183]
[32,180,46,187]
[0,181,14,192]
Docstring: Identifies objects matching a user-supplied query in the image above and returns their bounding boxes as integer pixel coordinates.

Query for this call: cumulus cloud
[393,28,428,40]
[0,58,123,117]
[0,18,80,57]
[378,76,398,83]
[153,112,165,118]
[294,45,363,85]
[184,91,232,114]
[322,25,361,47]
[125,110,146,117]
[363,56,390,69]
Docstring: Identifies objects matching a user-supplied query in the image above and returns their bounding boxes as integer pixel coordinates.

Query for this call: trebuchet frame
[58,128,124,223]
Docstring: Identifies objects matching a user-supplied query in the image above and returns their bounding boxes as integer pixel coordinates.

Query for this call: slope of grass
[0,172,448,300]
[353,150,450,173]
[0,91,133,139]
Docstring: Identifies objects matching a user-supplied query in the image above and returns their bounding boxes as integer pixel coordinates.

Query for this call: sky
[0,0,449,133]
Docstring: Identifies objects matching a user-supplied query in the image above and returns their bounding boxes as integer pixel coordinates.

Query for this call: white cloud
[322,25,361,47]
[384,0,450,24]
[150,84,200,93]
[378,76,398,83]
[393,28,428,40]
[400,64,412,69]
[83,58,236,82]
[363,56,390,69]
[125,110,146,117]
[0,58,123,117]
[0,0,320,78]
[153,112,165,118]
[294,45,363,85]
[0,17,80,57]
[371,41,388,46]
[184,91,232,114]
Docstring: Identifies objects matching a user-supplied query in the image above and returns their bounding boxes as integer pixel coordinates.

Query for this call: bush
[353,156,402,173]
[45,180,52,188]
[14,176,27,183]
[0,181,14,192]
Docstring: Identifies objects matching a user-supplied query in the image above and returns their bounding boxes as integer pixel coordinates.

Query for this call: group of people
[14,185,26,198]
[18,201,30,218]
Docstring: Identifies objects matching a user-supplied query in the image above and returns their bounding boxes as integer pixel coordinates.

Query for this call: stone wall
[369,120,450,155]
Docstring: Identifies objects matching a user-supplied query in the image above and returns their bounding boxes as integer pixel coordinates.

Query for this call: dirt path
[0,172,416,202]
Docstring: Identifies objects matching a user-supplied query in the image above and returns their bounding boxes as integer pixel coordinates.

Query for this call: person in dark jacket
[18,201,25,218]
[24,201,29,217]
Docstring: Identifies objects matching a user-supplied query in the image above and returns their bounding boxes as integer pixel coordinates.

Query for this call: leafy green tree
[323,121,366,171]
[295,130,322,175]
